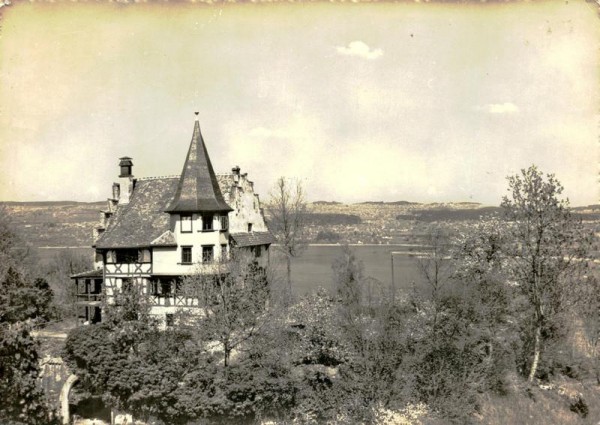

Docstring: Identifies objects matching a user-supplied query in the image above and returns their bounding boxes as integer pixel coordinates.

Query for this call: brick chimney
[232,166,240,184]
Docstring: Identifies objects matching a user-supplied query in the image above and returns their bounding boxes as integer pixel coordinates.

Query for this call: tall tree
[0,217,57,425]
[266,177,308,302]
[501,165,592,382]
[180,253,271,367]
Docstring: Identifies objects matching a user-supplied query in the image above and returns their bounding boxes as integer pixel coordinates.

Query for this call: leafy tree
[39,250,92,320]
[501,165,593,382]
[0,217,57,424]
[0,267,53,325]
[266,177,308,302]
[452,219,520,392]
[0,324,58,425]
[65,258,293,424]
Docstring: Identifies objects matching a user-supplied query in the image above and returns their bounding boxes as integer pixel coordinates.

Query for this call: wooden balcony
[105,262,152,275]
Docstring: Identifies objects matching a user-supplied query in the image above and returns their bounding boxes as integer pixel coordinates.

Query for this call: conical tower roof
[166,117,233,213]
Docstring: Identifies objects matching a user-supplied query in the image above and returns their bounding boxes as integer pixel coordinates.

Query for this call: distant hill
[311,201,342,205]
[356,201,421,206]
[1,201,104,247]
[396,206,502,222]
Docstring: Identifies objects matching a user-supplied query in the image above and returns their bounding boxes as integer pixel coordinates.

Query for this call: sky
[0,1,598,206]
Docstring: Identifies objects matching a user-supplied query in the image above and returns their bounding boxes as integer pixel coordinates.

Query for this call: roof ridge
[137,175,181,181]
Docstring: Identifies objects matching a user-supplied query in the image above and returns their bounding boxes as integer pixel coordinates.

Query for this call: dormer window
[202,214,214,232]
[180,214,192,233]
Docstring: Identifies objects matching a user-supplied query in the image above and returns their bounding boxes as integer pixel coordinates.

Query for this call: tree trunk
[528,324,542,383]
[286,255,292,304]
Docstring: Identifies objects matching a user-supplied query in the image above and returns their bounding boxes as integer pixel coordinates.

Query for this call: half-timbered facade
[72,116,274,324]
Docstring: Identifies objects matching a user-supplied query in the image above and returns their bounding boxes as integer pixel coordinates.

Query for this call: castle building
[72,116,274,324]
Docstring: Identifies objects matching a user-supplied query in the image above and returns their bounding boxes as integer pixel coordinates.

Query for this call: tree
[332,244,364,311]
[0,324,58,425]
[0,217,57,425]
[501,165,592,382]
[266,177,308,302]
[179,253,271,367]
[0,267,53,325]
[65,255,291,424]
[39,250,92,320]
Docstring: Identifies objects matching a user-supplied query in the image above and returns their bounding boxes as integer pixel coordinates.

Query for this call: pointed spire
[165,117,232,213]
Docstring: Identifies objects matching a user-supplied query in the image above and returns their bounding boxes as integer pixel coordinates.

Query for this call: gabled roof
[165,119,232,213]
[230,232,276,248]
[95,177,179,249]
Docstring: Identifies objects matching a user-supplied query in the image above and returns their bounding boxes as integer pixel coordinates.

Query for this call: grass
[475,376,600,425]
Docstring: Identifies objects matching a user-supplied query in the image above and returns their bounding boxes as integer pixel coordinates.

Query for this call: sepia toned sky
[0,1,598,205]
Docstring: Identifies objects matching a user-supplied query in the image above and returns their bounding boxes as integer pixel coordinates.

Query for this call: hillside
[3,200,599,249]
[1,201,104,248]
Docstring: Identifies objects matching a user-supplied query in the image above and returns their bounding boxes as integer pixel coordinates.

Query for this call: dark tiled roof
[230,232,275,247]
[95,177,179,249]
[71,269,103,279]
[151,230,177,247]
[166,121,232,213]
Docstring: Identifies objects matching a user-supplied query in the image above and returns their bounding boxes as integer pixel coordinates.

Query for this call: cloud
[478,102,520,114]
[336,41,383,60]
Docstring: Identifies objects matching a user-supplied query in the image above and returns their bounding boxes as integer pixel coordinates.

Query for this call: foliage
[0,323,58,425]
[0,215,57,424]
[0,267,53,325]
[180,255,270,367]
[38,250,92,320]
[501,165,593,382]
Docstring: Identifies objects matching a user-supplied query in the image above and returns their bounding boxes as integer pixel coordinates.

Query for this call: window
[161,280,172,296]
[219,215,229,231]
[202,214,213,231]
[253,245,262,258]
[181,246,192,264]
[180,214,193,233]
[202,245,214,263]
[120,165,131,176]
[151,278,177,297]
[221,244,227,260]
[165,314,174,327]
[92,279,102,294]
[116,249,138,263]
[248,223,253,233]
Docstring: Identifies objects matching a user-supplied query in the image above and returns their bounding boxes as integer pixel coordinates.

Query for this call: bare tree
[179,252,271,367]
[266,177,308,302]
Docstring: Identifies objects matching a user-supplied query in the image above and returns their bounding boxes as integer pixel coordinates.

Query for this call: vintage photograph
[0,1,599,423]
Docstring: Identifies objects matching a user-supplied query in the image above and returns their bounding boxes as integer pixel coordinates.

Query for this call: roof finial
[194,111,199,121]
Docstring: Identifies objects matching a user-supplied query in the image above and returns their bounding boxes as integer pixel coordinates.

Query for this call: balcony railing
[76,293,102,303]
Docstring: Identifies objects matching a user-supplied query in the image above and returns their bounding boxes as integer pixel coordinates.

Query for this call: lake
[270,244,428,298]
